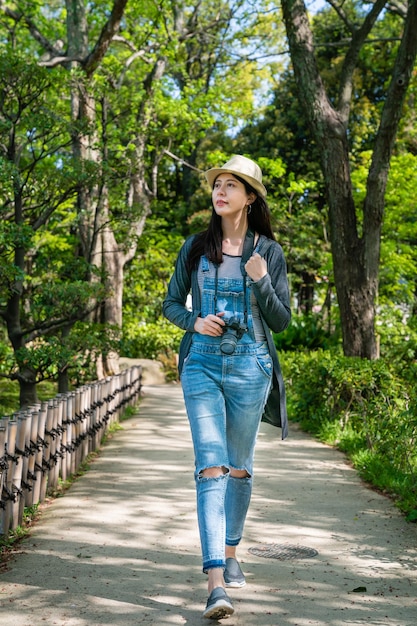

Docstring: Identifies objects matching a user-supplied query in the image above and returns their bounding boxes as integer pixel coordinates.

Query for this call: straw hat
[204,154,267,198]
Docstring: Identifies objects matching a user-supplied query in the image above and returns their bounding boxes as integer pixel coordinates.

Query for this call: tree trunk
[320,126,379,358]
[298,271,315,315]
[283,0,379,357]
[95,194,125,377]
[66,0,125,378]
[281,0,417,358]
[17,373,39,409]
[5,161,39,407]
[58,325,72,393]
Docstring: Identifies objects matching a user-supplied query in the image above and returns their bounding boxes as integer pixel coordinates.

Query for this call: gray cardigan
[163,230,291,439]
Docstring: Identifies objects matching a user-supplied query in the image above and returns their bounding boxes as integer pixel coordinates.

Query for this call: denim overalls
[181,254,273,573]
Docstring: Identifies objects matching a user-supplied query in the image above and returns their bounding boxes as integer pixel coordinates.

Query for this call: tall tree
[0,51,105,407]
[1,0,132,375]
[280,0,417,358]
[64,0,129,377]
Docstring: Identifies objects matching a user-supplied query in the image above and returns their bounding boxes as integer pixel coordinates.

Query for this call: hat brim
[204,167,267,198]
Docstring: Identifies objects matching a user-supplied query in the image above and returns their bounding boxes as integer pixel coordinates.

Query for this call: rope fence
[0,365,142,536]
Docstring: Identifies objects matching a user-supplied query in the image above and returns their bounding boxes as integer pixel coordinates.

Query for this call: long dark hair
[186,173,275,272]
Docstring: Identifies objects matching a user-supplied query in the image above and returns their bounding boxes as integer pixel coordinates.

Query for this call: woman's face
[212,173,255,220]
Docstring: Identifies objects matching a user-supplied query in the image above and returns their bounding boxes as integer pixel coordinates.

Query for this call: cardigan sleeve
[250,241,291,334]
[162,236,200,332]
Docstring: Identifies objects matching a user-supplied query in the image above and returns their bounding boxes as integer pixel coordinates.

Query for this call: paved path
[0,383,416,626]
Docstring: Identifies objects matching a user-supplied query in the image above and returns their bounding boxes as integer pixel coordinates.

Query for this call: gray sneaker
[203,587,234,620]
[224,557,246,588]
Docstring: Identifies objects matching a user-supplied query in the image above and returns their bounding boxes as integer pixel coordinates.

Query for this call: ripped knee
[200,466,228,479]
[230,468,251,479]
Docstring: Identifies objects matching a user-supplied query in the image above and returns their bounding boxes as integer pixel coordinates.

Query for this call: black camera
[220,316,247,355]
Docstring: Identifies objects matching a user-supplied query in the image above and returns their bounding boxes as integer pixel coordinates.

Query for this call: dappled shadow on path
[0,384,416,626]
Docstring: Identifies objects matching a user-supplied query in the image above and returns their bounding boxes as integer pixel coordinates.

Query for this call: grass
[0,378,58,417]
[282,350,417,522]
[0,504,41,569]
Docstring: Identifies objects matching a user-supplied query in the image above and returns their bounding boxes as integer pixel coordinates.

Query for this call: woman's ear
[247,192,256,205]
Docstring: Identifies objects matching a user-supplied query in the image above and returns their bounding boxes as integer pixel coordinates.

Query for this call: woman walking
[163,154,291,619]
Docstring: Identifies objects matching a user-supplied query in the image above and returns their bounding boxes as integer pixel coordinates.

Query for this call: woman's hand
[245,252,267,282]
[194,312,225,336]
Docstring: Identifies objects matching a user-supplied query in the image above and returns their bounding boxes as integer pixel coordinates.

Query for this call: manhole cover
[248,543,318,560]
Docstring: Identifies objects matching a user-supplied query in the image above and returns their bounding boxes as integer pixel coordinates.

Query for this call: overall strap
[213,229,254,325]
[200,255,210,272]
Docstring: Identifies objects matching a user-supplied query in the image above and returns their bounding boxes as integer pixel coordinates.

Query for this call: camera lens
[219,316,246,354]
[220,332,238,355]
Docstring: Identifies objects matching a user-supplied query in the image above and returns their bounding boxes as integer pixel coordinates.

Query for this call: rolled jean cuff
[225,537,241,547]
[203,559,226,574]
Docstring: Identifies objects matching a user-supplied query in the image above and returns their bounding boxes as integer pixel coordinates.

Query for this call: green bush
[378,313,417,385]
[281,350,417,519]
[274,313,341,351]
[120,319,184,382]
[120,318,184,360]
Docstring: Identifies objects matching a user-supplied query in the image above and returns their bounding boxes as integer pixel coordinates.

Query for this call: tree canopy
[1,0,416,410]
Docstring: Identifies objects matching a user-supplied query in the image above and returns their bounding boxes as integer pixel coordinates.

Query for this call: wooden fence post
[10,415,25,530]
[17,412,32,521]
[46,400,58,494]
[0,366,142,535]
[121,369,128,414]
[81,385,90,461]
[51,397,64,491]
[68,393,76,477]
[0,419,8,535]
[99,379,108,443]
[4,419,17,532]
[98,380,105,447]
[11,415,29,529]
[60,393,72,484]
[73,388,81,470]
[32,402,47,506]
[40,402,54,502]
[26,407,39,509]
[93,382,101,452]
